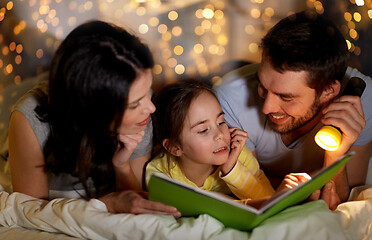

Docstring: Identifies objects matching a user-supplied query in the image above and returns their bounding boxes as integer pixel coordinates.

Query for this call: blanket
[1,74,371,240]
[1,189,371,240]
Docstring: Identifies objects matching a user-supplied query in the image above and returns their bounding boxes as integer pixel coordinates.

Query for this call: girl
[146,80,306,200]
[8,20,180,216]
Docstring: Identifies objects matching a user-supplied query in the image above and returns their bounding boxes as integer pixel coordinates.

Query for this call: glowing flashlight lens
[314,126,341,151]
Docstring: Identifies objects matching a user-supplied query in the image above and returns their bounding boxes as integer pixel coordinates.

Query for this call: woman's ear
[319,80,341,104]
[162,139,183,157]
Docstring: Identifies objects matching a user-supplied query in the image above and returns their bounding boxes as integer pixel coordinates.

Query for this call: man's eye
[258,84,267,98]
[281,97,293,102]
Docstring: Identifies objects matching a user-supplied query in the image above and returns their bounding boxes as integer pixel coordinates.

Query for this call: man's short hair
[261,10,349,95]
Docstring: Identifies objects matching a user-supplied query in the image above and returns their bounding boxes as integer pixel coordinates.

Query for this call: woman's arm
[98,190,181,217]
[130,153,151,189]
[8,111,49,199]
[112,132,146,191]
[8,111,180,217]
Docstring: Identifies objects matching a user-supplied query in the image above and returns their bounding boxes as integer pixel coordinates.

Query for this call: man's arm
[347,143,372,187]
[325,142,371,202]
[321,92,367,201]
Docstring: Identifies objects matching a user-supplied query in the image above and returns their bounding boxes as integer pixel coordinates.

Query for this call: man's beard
[267,98,324,134]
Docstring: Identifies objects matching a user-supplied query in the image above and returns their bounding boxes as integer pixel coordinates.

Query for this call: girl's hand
[99,190,181,217]
[276,173,311,192]
[112,131,145,168]
[221,127,248,175]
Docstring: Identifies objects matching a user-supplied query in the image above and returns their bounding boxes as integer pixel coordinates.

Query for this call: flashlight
[315,77,366,151]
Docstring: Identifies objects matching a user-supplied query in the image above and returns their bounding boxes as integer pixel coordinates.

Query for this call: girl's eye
[198,129,208,134]
[218,121,226,126]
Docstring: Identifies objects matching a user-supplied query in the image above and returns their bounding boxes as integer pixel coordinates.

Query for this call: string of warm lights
[1,0,371,91]
[307,0,372,57]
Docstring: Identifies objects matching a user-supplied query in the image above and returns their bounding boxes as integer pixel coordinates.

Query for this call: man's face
[257,60,326,134]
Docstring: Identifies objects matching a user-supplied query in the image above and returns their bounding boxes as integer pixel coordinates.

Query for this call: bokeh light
[139,24,149,34]
[202,8,214,19]
[174,45,184,55]
[175,64,185,74]
[0,0,371,89]
[168,11,178,21]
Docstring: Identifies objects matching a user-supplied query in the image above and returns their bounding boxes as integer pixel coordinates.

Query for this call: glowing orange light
[5,64,13,74]
[314,126,341,151]
[175,64,185,75]
[6,1,14,10]
[36,49,44,59]
[202,8,214,19]
[15,55,22,64]
[174,45,183,55]
[168,11,178,21]
[153,64,162,75]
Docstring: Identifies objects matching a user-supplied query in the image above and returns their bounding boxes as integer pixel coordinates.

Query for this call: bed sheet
[0,226,79,240]
[1,188,371,240]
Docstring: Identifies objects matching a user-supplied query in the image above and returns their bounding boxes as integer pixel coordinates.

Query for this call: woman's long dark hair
[36,21,154,198]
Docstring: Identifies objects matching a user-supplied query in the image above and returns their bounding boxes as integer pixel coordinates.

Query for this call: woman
[8,20,180,216]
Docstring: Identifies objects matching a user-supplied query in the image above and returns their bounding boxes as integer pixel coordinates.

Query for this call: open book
[148,152,354,231]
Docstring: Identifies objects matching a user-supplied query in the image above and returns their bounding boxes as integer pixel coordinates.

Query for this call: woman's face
[117,69,156,135]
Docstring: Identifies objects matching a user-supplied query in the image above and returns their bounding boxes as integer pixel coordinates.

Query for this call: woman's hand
[112,131,145,191]
[276,173,311,192]
[221,128,248,175]
[99,190,181,217]
[112,131,145,168]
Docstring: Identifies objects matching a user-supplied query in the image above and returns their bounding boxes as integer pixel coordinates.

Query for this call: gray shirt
[9,81,153,198]
[215,63,372,182]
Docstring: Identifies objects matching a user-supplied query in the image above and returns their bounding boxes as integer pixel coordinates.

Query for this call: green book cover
[148,152,353,231]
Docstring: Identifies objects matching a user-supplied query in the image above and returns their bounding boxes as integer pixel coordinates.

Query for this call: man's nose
[262,93,280,115]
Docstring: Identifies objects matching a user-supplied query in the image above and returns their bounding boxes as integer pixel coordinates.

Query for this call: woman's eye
[128,103,140,109]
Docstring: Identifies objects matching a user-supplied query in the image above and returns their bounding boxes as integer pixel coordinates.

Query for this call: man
[215,10,372,205]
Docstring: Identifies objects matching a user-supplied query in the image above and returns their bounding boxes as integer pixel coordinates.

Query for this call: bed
[0,186,371,240]
[1,74,372,240]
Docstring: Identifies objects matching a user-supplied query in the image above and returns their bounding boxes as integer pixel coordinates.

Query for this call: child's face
[177,91,231,167]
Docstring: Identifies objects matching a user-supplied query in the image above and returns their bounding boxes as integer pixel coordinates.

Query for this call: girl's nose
[214,128,224,141]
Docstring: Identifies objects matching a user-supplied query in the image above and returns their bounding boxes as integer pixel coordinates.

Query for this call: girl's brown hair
[151,79,216,159]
